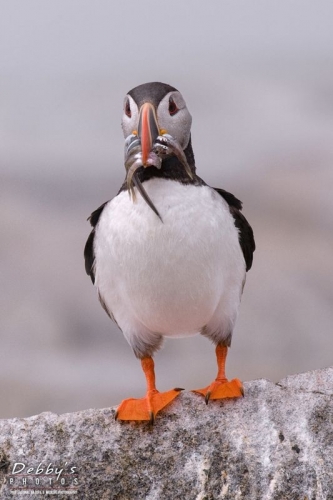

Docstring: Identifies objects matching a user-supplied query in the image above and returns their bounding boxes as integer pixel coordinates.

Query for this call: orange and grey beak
[138,102,159,166]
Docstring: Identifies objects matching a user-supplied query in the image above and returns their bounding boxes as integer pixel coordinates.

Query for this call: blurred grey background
[1,0,333,419]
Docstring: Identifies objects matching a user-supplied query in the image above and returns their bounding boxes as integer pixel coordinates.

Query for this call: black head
[119,82,199,194]
[122,81,192,152]
[128,82,178,109]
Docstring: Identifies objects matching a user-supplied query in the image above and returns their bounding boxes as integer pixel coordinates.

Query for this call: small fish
[124,133,192,221]
[154,134,193,180]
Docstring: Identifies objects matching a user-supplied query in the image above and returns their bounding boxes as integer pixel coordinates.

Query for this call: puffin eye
[125,99,131,118]
[168,97,178,116]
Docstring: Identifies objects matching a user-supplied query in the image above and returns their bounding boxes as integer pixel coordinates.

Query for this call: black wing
[84,201,108,284]
[214,187,255,272]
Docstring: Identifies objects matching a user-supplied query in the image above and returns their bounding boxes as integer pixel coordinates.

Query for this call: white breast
[94,178,245,341]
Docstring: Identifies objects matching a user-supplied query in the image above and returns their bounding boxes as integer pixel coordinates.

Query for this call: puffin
[84,82,255,423]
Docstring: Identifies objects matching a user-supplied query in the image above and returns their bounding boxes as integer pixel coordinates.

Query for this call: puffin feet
[192,378,244,404]
[192,345,244,403]
[115,388,183,423]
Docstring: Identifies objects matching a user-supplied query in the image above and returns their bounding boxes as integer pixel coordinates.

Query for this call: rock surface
[0,367,332,500]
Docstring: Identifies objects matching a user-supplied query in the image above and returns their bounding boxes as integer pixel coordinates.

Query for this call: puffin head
[121,82,192,166]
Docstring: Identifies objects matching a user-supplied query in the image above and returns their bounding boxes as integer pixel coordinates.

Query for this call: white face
[121,91,192,150]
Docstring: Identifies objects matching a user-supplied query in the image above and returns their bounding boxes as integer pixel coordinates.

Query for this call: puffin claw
[205,392,211,405]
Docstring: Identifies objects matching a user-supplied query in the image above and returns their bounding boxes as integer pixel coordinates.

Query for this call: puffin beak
[138,102,159,166]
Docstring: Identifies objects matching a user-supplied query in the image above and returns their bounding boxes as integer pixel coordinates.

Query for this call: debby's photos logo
[3,462,79,494]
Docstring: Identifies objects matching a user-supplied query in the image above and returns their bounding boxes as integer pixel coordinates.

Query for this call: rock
[0,367,332,499]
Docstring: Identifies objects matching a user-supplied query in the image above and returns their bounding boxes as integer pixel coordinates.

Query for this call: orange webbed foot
[192,344,244,404]
[192,378,244,404]
[115,388,182,423]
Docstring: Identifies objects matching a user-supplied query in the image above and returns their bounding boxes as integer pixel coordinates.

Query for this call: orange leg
[115,357,182,423]
[192,344,243,403]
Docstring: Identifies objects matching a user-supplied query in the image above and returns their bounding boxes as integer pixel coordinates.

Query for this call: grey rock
[1,367,332,500]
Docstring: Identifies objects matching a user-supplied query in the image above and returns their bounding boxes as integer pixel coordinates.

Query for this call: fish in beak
[124,102,163,221]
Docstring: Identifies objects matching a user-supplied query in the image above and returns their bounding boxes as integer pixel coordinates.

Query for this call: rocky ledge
[0,367,332,499]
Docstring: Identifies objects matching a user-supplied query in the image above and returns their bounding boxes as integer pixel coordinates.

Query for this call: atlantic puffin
[84,82,255,423]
